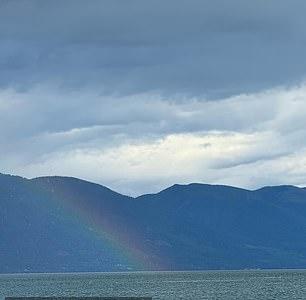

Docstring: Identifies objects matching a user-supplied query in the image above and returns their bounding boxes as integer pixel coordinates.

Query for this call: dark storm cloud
[1,0,306,96]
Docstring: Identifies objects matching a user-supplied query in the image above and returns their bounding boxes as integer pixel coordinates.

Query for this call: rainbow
[36,180,167,271]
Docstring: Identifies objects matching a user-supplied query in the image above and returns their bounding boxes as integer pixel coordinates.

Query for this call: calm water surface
[1,270,306,299]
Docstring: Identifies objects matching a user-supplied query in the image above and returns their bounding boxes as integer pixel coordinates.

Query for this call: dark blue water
[1,270,306,299]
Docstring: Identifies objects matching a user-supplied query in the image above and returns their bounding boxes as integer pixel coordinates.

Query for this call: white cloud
[1,82,306,195]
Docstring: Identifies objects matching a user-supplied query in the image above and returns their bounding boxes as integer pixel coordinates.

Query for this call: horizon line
[1,171,305,198]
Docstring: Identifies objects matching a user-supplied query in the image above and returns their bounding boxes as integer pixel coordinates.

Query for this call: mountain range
[1,172,306,273]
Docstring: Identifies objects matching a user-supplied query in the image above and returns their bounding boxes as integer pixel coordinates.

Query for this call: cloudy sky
[1,0,306,195]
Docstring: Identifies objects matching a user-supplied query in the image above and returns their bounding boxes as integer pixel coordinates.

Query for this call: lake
[1,270,306,299]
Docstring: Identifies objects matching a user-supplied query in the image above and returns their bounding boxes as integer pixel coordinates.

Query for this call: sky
[1,0,306,196]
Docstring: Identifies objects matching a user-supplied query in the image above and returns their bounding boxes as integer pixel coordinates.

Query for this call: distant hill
[1,173,306,273]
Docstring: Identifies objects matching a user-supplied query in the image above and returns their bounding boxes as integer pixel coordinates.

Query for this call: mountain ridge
[2,171,305,198]
[2,172,306,273]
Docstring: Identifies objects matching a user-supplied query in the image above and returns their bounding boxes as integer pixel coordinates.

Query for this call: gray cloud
[1,0,306,96]
[1,0,306,194]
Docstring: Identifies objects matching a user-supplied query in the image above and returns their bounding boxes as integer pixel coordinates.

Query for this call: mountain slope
[1,173,306,272]
[0,174,137,273]
[136,183,306,269]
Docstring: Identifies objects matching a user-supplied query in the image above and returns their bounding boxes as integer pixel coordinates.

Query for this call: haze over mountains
[1,172,306,273]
